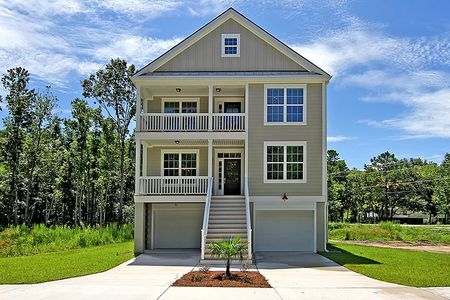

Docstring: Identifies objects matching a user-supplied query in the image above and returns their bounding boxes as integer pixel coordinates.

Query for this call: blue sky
[0,0,449,168]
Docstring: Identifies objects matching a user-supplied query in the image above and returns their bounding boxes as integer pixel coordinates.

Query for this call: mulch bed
[172,271,272,288]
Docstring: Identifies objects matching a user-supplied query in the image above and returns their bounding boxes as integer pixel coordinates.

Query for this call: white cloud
[327,135,355,142]
[94,36,183,67]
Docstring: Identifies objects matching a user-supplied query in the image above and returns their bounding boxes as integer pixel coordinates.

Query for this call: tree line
[0,59,136,227]
[328,150,450,224]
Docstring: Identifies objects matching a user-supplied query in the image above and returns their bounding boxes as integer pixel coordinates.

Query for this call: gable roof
[133,8,331,79]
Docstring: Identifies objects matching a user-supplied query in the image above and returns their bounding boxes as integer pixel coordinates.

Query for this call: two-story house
[132,8,330,261]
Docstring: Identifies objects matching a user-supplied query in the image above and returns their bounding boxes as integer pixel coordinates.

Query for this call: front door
[224,159,241,195]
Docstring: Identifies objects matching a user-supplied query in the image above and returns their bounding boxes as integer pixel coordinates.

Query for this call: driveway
[0,251,448,300]
[0,250,200,300]
[256,252,447,300]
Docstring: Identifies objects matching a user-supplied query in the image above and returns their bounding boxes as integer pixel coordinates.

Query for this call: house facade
[132,8,330,260]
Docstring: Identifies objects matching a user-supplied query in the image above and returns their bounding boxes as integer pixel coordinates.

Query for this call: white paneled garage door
[153,208,202,249]
[255,210,314,251]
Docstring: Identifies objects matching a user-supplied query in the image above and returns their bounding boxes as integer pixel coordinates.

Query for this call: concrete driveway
[256,252,447,300]
[1,251,448,300]
[0,250,200,300]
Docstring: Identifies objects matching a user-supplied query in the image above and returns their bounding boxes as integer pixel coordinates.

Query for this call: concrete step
[208,228,247,233]
[208,223,247,229]
[210,203,245,207]
[207,233,247,239]
[209,210,245,215]
[208,218,246,224]
[209,215,246,220]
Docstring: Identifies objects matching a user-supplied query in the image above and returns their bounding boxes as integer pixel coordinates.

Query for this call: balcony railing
[138,176,209,195]
[139,113,245,132]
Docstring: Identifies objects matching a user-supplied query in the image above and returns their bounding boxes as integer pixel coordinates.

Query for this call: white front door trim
[214,148,244,196]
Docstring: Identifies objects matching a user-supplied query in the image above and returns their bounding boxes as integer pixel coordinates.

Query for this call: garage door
[154,209,202,249]
[255,210,314,251]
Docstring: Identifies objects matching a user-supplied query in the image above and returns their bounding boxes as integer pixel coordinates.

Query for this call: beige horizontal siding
[248,83,323,196]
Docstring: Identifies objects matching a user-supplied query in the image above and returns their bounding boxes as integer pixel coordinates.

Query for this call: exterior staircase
[201,196,251,264]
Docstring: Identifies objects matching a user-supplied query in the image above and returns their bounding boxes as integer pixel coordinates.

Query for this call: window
[221,34,240,57]
[264,142,306,183]
[162,150,198,176]
[264,85,306,125]
[162,99,199,114]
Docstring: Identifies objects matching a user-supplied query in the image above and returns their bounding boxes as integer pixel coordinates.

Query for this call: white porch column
[208,139,213,178]
[208,84,213,131]
[136,85,141,132]
[142,143,148,176]
[135,136,141,195]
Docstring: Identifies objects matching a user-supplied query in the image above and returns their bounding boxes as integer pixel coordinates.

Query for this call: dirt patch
[332,240,450,254]
[172,271,271,288]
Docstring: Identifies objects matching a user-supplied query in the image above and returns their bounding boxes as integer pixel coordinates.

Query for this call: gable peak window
[265,85,306,125]
[221,34,240,57]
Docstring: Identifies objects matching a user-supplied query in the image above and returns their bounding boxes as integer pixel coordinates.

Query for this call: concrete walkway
[1,251,448,300]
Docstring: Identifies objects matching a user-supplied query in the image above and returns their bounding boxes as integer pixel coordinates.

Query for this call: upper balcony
[137,85,246,133]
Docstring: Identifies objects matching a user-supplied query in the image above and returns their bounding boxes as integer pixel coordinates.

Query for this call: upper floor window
[221,34,240,57]
[264,85,306,125]
[162,99,199,114]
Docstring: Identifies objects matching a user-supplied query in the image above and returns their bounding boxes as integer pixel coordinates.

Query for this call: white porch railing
[201,177,213,260]
[244,176,252,259]
[139,113,245,132]
[138,176,209,195]
[212,113,245,131]
[140,113,209,132]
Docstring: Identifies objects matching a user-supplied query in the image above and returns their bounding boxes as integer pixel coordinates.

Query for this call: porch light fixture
[176,88,181,93]
[215,88,221,92]
[174,140,180,144]
[281,193,288,203]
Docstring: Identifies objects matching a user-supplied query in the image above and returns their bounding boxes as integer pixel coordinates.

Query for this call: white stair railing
[244,176,252,259]
[201,177,213,260]
[139,176,209,195]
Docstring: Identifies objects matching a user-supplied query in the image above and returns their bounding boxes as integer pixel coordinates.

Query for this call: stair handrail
[201,176,213,260]
[244,176,252,259]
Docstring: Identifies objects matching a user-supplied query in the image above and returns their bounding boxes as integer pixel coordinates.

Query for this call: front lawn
[0,241,134,284]
[322,242,450,287]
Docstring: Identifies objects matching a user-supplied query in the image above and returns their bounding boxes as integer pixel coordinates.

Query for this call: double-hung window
[221,34,240,57]
[265,85,306,125]
[264,142,306,183]
[163,99,198,114]
[162,150,198,176]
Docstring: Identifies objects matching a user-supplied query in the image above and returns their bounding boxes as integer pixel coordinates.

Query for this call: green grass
[0,241,134,284]
[0,223,134,257]
[329,222,450,244]
[322,242,450,287]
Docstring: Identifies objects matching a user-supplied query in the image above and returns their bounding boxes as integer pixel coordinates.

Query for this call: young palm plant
[208,236,247,278]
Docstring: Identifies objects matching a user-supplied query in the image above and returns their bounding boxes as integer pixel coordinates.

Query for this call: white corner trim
[263,84,307,126]
[263,141,307,183]
[221,33,240,57]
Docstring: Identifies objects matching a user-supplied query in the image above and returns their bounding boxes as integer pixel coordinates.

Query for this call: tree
[81,58,136,223]
[433,153,450,223]
[208,237,247,278]
[327,150,349,221]
[1,67,36,225]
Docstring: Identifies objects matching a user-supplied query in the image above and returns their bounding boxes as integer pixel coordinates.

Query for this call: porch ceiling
[142,139,244,147]
[141,85,244,99]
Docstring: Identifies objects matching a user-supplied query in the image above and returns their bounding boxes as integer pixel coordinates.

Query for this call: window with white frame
[264,142,306,183]
[162,151,198,176]
[265,85,306,124]
[221,34,240,57]
[162,99,199,114]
